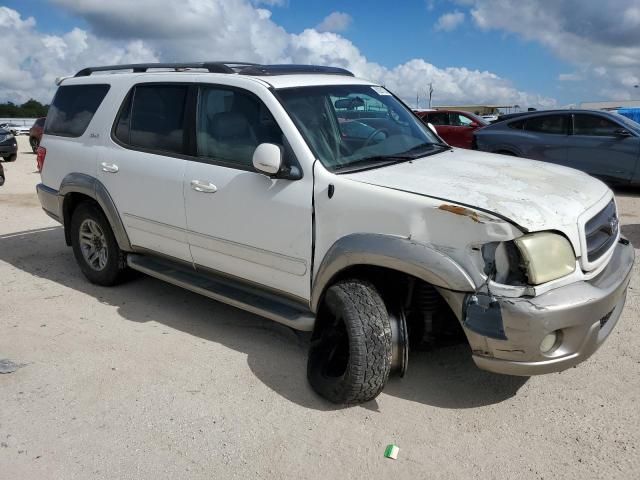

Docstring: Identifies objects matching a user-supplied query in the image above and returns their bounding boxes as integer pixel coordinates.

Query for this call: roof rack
[74,62,258,77]
[74,62,354,78]
[239,64,354,77]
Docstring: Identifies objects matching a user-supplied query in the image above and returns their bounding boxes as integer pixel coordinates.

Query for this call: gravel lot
[1,136,639,479]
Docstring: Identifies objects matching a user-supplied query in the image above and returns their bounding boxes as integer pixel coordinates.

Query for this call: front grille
[585,200,618,262]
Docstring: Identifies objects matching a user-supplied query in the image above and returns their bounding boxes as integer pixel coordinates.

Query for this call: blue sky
[1,0,639,107]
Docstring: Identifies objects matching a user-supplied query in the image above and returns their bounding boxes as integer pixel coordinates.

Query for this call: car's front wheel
[2,154,17,162]
[70,202,127,286]
[307,279,393,404]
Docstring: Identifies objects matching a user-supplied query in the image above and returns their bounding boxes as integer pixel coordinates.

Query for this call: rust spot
[438,204,483,223]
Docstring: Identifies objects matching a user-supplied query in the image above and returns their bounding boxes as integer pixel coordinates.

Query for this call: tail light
[36,146,46,172]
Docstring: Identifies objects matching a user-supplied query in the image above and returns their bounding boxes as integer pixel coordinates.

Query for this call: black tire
[307,279,393,404]
[3,154,17,162]
[70,202,127,286]
[30,137,39,153]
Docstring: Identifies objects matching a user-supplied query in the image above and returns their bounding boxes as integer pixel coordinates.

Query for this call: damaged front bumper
[439,239,635,376]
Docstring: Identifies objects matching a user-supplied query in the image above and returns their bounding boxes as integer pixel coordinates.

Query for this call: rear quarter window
[45,84,110,137]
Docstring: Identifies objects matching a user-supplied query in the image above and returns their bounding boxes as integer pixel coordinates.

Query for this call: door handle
[100,162,119,173]
[190,180,217,193]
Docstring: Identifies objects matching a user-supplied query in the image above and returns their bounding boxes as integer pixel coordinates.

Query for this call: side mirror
[427,122,438,135]
[469,121,480,128]
[253,143,283,176]
[614,128,632,137]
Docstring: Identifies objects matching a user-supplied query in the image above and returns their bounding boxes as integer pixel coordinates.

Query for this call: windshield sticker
[371,86,391,96]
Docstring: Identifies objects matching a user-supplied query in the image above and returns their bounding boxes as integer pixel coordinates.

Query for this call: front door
[183,85,313,300]
[568,113,640,184]
[98,83,191,262]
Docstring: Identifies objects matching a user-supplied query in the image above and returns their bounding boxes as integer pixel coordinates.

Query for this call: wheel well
[323,265,465,349]
[495,149,517,156]
[62,193,100,246]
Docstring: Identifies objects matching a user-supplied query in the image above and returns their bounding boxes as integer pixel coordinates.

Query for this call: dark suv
[0,127,17,162]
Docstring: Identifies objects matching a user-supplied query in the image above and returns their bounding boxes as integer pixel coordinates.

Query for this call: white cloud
[435,11,465,31]
[0,2,554,109]
[463,0,640,100]
[315,11,352,33]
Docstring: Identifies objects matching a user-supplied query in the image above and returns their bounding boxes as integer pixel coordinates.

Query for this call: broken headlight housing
[483,232,576,286]
[514,232,576,285]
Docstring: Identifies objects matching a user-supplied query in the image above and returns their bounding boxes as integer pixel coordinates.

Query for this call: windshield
[277,85,445,172]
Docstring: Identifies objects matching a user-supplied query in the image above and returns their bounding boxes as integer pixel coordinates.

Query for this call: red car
[29,117,46,153]
[414,109,487,149]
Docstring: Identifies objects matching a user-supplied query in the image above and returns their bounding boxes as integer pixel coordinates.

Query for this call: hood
[346,148,611,234]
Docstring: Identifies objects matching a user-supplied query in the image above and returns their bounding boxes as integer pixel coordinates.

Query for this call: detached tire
[70,202,126,286]
[308,280,393,404]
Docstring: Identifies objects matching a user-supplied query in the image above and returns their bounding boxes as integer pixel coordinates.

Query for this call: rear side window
[429,112,450,125]
[45,84,110,137]
[114,84,188,155]
[524,115,567,135]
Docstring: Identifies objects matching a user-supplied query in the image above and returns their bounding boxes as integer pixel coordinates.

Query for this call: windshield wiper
[398,142,449,156]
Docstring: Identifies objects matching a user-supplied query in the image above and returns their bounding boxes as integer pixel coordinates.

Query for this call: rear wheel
[70,203,127,286]
[2,154,17,162]
[307,279,393,404]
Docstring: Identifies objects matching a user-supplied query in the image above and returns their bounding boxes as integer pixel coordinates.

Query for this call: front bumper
[0,140,18,156]
[440,239,634,376]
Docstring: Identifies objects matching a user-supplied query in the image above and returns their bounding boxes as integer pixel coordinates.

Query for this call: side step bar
[127,254,315,331]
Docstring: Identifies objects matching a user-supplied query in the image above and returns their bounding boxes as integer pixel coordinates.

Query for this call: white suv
[37,62,634,404]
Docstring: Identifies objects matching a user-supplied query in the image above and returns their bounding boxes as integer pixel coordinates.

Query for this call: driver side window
[196,87,284,168]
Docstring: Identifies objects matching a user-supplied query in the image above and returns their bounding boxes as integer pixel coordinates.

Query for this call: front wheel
[2,154,17,162]
[307,279,393,404]
[70,203,127,286]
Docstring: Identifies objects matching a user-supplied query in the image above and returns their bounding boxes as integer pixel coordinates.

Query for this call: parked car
[481,114,499,123]
[0,127,17,162]
[37,62,634,404]
[474,109,640,185]
[0,122,30,136]
[414,109,487,149]
[29,117,46,153]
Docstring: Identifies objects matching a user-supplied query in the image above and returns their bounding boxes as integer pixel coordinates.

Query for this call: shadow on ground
[0,226,527,410]
[621,224,640,247]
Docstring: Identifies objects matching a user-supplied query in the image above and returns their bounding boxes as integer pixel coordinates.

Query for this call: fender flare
[59,172,132,251]
[310,233,476,312]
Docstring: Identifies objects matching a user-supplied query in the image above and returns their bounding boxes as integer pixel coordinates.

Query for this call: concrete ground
[1,136,639,479]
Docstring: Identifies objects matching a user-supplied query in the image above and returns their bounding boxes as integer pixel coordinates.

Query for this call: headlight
[514,232,576,285]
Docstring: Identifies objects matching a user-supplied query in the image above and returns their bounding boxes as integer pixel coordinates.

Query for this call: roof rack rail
[73,62,355,78]
[239,64,354,77]
[74,62,259,77]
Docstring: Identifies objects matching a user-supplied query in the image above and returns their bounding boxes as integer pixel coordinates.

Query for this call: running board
[126,254,315,331]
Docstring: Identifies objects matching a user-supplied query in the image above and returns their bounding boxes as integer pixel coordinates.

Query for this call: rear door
[183,84,313,300]
[519,114,570,165]
[568,113,640,184]
[98,83,191,261]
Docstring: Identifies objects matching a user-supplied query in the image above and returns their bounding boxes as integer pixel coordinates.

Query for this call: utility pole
[428,82,434,109]
[416,92,419,109]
